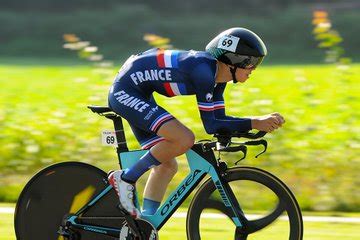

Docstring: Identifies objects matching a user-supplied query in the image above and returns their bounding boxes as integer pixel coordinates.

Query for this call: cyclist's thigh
[129,124,165,150]
[108,82,175,135]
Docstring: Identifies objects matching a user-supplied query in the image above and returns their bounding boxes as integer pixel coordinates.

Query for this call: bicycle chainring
[119,219,158,240]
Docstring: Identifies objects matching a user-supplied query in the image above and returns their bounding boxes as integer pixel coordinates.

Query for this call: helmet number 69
[217,35,239,52]
[222,39,233,47]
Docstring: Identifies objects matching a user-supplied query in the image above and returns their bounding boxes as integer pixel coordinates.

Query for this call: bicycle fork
[210,168,250,236]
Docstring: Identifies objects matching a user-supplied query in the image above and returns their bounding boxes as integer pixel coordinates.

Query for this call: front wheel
[186,167,303,240]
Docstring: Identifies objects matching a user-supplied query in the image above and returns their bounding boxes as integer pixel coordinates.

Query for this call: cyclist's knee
[173,128,195,153]
[181,130,195,150]
[157,120,195,152]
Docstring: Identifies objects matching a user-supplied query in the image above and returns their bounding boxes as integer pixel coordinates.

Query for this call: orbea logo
[160,169,202,216]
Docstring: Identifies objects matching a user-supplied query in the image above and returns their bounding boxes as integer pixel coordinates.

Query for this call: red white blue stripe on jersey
[150,112,174,132]
[198,102,213,111]
[198,101,225,111]
[164,82,187,97]
[141,136,165,149]
[156,50,179,68]
[213,101,225,110]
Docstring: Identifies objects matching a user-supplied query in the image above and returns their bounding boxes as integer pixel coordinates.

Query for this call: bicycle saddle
[88,105,112,114]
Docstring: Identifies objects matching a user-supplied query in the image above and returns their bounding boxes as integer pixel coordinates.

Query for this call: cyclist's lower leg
[142,158,178,215]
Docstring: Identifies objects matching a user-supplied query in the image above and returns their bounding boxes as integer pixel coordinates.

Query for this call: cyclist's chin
[237,75,249,83]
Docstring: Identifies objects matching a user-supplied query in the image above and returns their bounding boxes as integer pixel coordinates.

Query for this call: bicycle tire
[14,161,120,240]
[186,167,303,240]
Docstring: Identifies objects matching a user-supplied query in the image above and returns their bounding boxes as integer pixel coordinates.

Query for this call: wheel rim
[187,167,303,240]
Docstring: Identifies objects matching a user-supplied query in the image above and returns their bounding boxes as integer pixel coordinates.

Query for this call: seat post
[112,116,129,154]
[87,105,129,154]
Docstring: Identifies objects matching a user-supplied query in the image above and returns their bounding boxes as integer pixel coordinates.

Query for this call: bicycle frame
[65,108,247,237]
[65,145,246,237]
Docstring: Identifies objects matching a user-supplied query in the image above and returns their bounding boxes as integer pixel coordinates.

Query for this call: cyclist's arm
[198,102,252,134]
[191,64,252,134]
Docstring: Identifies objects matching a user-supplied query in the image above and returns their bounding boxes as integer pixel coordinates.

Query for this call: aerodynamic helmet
[206,27,267,69]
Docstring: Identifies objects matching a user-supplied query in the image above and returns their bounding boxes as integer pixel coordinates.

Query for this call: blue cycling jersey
[108,48,251,149]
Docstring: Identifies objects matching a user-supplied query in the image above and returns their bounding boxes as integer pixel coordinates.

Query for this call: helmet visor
[224,53,265,69]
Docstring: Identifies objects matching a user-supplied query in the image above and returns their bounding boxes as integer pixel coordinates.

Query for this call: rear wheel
[186,167,303,240]
[14,162,120,240]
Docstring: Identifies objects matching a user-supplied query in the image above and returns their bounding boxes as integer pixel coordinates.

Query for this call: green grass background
[0,62,359,212]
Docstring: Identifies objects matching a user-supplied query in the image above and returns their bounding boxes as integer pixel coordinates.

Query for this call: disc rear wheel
[15,162,119,240]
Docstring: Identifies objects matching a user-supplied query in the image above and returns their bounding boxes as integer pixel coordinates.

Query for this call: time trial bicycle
[14,105,303,240]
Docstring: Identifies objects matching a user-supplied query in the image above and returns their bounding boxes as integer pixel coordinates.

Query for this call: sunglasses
[224,53,265,69]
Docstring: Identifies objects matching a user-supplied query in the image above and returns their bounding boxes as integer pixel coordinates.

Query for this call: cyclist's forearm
[201,117,252,134]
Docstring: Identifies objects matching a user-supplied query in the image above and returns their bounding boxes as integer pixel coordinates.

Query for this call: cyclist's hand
[251,113,285,132]
[271,112,285,126]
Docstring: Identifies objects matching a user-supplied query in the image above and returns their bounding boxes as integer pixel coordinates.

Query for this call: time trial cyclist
[107,27,285,219]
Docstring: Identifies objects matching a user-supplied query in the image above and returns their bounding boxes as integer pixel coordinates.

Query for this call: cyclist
[108,27,285,218]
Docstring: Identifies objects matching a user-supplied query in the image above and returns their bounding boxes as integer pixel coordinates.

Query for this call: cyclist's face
[235,66,255,83]
[215,62,255,83]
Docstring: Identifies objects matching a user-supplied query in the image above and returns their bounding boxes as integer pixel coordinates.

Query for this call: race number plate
[217,35,240,53]
[101,130,118,146]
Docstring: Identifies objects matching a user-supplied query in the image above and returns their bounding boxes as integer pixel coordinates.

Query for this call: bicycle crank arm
[119,207,145,239]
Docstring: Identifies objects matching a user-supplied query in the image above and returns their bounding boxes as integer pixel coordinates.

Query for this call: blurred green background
[0,0,359,216]
[1,0,360,63]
